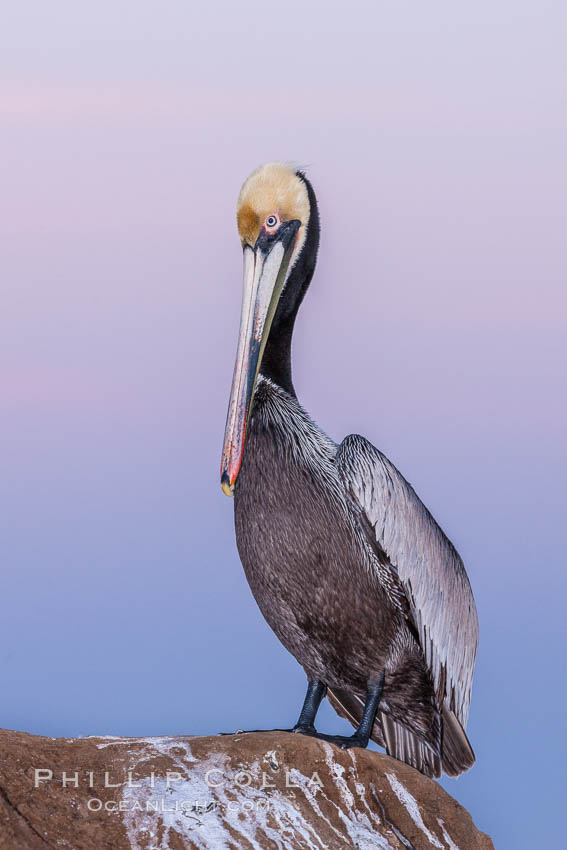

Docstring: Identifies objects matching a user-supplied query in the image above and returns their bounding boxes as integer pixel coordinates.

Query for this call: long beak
[221,220,300,496]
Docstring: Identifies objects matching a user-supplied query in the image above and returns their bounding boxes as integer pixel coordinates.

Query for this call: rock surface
[0,728,493,849]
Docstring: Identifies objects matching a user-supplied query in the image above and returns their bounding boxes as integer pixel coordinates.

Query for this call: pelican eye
[265,215,278,228]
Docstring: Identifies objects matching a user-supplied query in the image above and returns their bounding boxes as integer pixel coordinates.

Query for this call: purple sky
[1,3,566,847]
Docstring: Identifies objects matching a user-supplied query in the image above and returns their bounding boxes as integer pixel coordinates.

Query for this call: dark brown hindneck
[258,172,320,398]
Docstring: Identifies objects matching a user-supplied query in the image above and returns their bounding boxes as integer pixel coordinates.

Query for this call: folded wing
[336,434,478,729]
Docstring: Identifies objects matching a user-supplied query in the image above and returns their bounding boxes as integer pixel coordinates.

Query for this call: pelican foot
[219,728,295,736]
[219,723,319,737]
[293,728,369,749]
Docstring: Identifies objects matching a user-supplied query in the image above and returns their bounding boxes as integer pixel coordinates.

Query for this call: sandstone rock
[0,728,493,849]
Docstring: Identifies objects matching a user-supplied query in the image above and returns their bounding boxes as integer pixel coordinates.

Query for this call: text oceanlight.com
[86,798,280,813]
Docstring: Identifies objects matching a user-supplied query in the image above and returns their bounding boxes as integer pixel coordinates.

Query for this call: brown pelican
[220,162,478,778]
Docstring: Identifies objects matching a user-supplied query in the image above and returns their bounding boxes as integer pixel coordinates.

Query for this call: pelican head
[220,162,319,496]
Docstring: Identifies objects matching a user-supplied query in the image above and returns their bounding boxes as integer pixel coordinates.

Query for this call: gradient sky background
[2,3,566,847]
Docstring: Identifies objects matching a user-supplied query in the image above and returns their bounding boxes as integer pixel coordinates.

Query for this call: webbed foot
[293,728,369,749]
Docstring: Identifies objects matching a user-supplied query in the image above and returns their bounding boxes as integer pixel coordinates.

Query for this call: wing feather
[336,434,478,727]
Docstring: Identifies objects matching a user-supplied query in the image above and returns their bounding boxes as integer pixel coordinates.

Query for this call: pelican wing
[336,434,478,727]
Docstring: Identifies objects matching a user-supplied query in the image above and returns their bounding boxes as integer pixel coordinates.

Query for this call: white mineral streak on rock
[386,772,444,848]
[349,750,383,823]
[285,767,345,842]
[95,736,197,754]
[438,818,461,850]
[321,745,395,850]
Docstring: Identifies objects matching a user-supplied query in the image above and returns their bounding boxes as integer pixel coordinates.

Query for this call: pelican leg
[292,679,327,733]
[297,674,384,749]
